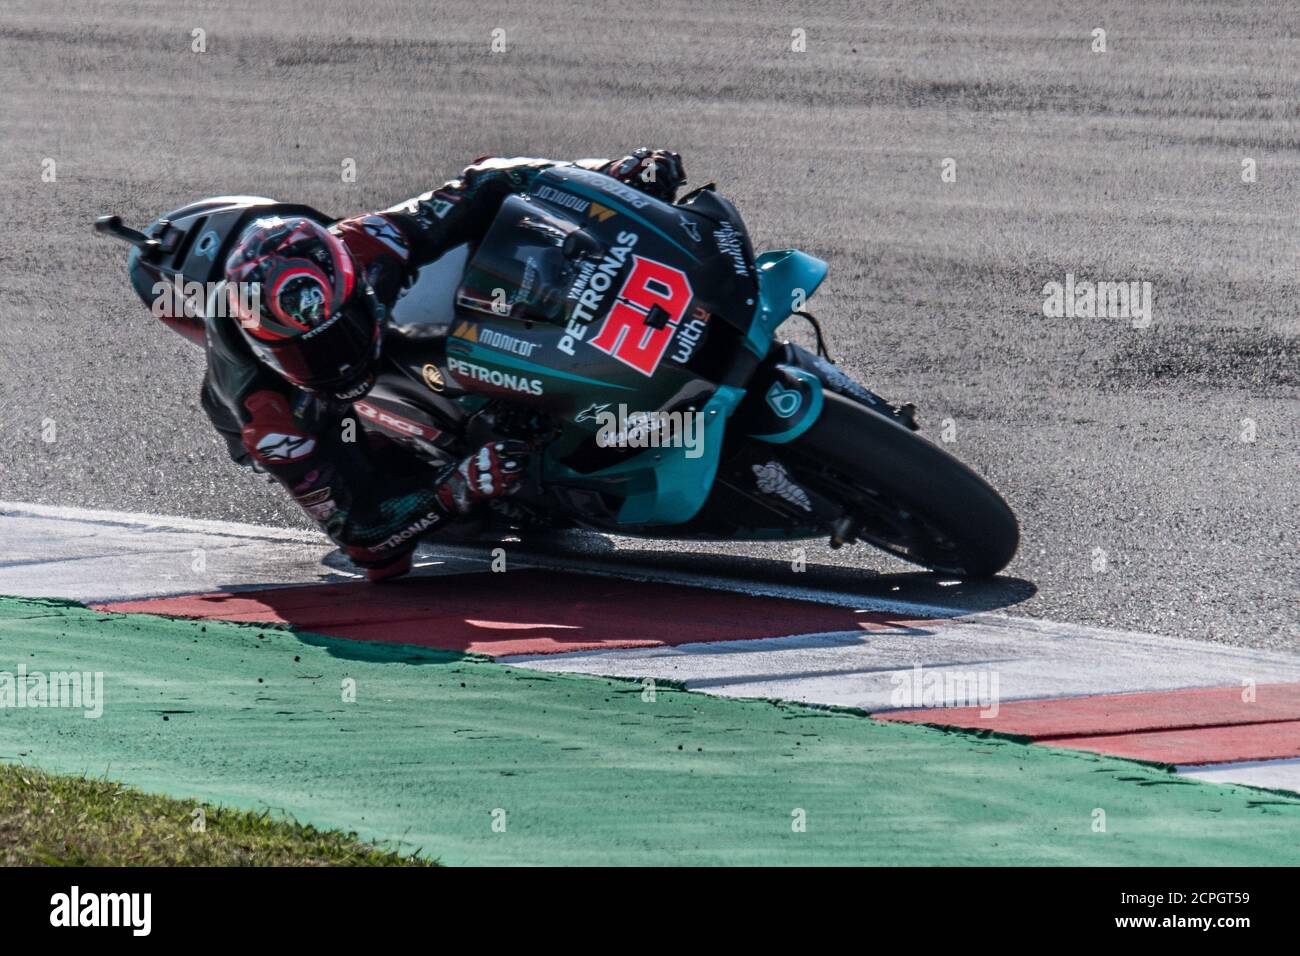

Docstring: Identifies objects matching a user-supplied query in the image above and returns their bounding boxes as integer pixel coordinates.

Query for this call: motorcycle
[95,165,1018,576]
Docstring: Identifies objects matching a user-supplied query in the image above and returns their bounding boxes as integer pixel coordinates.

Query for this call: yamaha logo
[194,229,220,260]
[421,363,445,392]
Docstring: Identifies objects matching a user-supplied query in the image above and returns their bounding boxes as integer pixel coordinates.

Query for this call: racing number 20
[589,255,693,376]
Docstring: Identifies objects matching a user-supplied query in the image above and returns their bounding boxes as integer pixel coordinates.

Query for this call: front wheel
[783,392,1019,577]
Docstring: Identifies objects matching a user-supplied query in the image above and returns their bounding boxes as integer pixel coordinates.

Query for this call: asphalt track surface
[0,1,1296,650]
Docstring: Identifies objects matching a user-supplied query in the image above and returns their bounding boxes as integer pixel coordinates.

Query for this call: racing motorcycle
[94,165,1018,576]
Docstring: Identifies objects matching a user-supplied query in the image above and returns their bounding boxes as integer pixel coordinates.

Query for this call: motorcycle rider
[202,149,686,581]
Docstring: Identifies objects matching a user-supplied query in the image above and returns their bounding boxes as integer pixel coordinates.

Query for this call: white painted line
[505,624,1300,712]
[0,500,326,543]
[1178,758,1300,796]
[0,503,482,603]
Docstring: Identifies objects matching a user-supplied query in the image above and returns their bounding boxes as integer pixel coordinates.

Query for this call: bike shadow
[249,533,1038,665]
[484,531,1037,617]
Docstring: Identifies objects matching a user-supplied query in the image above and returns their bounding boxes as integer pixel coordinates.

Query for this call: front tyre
[784,392,1019,577]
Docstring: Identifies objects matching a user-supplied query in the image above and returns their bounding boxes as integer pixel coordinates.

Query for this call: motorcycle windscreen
[455,195,578,326]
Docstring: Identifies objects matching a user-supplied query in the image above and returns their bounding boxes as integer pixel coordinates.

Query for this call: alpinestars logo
[256,433,316,462]
[752,460,812,512]
[359,215,409,257]
[576,402,611,423]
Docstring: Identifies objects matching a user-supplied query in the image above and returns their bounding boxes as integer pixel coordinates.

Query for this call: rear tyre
[785,392,1019,577]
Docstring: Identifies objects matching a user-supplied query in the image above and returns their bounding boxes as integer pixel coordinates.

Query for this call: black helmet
[223,216,381,400]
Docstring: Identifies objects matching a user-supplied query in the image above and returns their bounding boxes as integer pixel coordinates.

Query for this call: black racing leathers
[200,153,681,573]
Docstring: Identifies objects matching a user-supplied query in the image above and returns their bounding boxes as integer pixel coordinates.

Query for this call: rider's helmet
[223,216,381,401]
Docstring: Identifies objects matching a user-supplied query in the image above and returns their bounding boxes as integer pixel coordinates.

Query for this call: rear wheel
[784,392,1019,577]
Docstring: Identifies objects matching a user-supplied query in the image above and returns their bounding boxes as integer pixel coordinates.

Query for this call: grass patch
[0,763,433,866]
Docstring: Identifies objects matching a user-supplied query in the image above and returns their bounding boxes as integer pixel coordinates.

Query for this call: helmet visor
[248,291,380,392]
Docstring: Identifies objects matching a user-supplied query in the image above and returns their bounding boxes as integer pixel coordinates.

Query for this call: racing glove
[435,440,531,515]
[345,441,529,582]
[603,148,686,202]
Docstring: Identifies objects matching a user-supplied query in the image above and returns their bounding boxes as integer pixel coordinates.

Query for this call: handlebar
[94,215,162,258]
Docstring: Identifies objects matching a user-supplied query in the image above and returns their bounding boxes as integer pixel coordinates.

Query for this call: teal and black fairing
[448,165,828,526]
[748,249,829,355]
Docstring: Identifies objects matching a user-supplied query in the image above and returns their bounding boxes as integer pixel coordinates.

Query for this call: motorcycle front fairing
[430,167,744,525]
[433,165,835,528]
